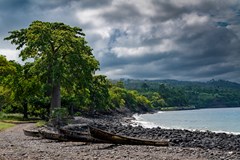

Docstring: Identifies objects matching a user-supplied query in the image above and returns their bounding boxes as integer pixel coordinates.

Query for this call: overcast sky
[0,0,240,82]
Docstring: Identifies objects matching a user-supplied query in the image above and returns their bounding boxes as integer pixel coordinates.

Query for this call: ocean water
[132,107,240,134]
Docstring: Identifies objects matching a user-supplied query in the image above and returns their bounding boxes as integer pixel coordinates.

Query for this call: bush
[49,107,70,127]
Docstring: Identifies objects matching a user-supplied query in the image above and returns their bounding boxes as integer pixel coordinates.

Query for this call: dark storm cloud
[101,3,142,23]
[0,0,240,82]
[77,0,112,8]
[150,1,190,22]
[0,0,31,33]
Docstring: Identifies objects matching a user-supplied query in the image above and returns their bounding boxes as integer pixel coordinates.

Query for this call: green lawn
[0,122,15,131]
[0,113,41,131]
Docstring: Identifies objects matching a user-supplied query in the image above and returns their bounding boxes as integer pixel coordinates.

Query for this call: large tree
[5,21,99,110]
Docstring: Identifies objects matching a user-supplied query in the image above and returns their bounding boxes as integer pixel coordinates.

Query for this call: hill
[113,79,240,109]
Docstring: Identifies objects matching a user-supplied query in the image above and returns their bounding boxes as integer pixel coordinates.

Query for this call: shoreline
[73,114,240,152]
[129,107,240,135]
[0,115,240,159]
[131,112,240,135]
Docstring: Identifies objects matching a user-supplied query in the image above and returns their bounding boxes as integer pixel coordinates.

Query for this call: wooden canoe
[59,128,109,143]
[23,129,40,137]
[38,129,67,141]
[89,126,169,146]
[60,124,89,132]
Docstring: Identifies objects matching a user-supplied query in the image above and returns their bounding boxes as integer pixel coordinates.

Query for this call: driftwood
[89,126,169,146]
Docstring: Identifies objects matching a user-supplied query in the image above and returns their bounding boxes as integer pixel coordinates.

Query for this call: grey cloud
[0,0,31,11]
[77,0,112,8]
[101,3,142,24]
[217,22,229,27]
[150,1,190,22]
[100,47,180,69]
[0,0,240,83]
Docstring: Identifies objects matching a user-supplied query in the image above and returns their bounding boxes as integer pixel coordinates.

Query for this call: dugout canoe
[23,129,40,137]
[59,128,109,143]
[89,126,169,146]
[38,128,67,141]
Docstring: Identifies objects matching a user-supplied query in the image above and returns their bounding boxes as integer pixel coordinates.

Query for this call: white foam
[212,130,240,135]
[157,111,164,114]
[131,114,158,128]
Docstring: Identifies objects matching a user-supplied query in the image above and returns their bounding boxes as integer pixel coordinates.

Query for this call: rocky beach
[1,115,240,160]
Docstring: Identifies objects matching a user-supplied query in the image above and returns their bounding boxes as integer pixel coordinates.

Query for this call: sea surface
[132,107,240,134]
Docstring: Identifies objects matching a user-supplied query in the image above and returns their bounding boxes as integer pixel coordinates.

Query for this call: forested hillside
[117,79,240,109]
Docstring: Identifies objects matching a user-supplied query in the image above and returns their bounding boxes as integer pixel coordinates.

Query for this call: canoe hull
[23,129,40,137]
[89,126,169,146]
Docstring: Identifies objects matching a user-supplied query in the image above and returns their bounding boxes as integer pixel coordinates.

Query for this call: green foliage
[0,55,16,76]
[36,120,47,127]
[109,85,152,112]
[0,86,12,110]
[50,107,70,127]
[1,61,43,119]
[88,75,111,111]
[0,113,25,121]
[142,92,167,108]
[109,87,126,108]
[51,107,69,119]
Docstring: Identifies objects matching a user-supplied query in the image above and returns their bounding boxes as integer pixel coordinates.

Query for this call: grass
[0,112,41,122]
[0,113,44,131]
[0,122,15,131]
[36,120,47,127]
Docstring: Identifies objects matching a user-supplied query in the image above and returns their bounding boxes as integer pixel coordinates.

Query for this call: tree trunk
[51,82,61,109]
[23,100,28,120]
[46,76,52,118]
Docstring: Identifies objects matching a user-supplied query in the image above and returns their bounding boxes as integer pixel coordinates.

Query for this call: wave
[157,111,164,113]
[132,114,158,128]
[212,130,240,135]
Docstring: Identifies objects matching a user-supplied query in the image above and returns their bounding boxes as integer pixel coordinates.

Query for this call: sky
[0,0,240,82]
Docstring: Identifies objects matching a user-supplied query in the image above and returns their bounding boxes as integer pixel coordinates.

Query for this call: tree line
[121,79,240,109]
